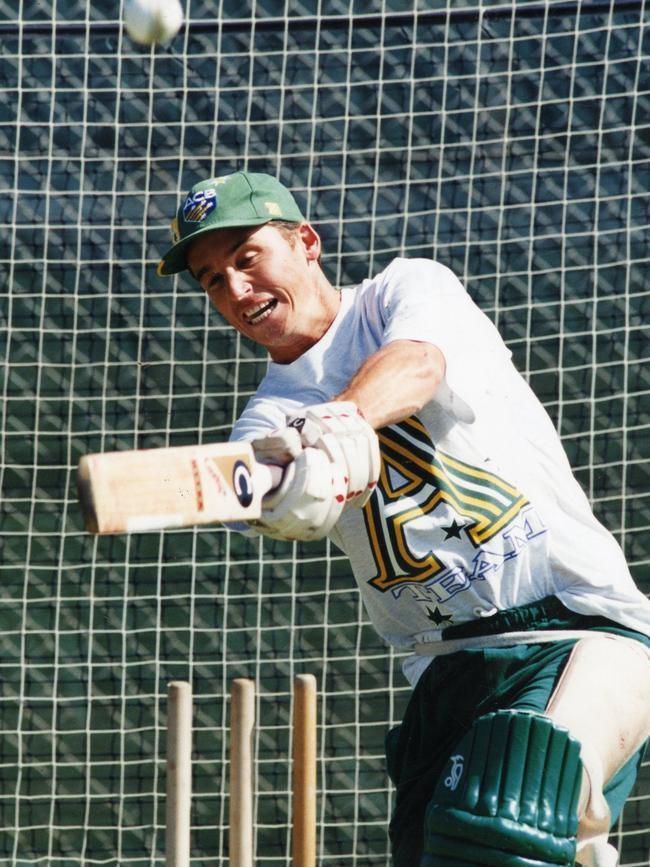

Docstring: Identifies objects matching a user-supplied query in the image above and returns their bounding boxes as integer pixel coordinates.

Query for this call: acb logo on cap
[183,187,217,223]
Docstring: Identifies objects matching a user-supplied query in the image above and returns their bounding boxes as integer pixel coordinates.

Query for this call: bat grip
[260,463,284,495]
[268,465,284,490]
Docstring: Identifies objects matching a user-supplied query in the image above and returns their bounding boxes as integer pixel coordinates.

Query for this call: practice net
[2,0,649,863]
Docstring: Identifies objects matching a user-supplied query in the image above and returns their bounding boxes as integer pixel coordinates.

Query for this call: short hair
[269,219,301,241]
[270,220,323,265]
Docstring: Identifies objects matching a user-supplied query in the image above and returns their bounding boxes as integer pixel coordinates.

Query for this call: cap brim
[157,216,278,276]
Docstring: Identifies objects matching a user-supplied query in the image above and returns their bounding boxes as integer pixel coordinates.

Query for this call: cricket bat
[77,441,282,535]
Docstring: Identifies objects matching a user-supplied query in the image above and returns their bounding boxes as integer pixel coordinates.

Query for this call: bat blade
[77,441,279,534]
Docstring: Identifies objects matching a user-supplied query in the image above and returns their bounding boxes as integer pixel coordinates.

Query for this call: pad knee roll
[421,710,583,867]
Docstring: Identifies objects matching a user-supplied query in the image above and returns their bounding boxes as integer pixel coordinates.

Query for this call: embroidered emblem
[183,187,217,223]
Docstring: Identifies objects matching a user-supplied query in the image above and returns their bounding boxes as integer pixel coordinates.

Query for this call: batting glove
[286,401,380,509]
[250,447,346,541]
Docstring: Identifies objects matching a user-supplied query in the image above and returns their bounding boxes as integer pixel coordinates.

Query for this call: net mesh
[2,0,649,864]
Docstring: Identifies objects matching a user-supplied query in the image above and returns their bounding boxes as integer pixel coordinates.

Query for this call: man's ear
[297,222,322,262]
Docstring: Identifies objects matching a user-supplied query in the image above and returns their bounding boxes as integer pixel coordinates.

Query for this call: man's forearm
[336,339,445,429]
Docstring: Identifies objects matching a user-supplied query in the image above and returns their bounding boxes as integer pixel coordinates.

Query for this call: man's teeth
[245,300,277,324]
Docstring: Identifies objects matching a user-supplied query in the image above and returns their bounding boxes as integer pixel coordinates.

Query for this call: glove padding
[249,447,346,541]
[287,401,380,509]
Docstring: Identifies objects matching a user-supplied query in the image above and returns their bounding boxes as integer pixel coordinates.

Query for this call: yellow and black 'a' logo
[364,417,530,593]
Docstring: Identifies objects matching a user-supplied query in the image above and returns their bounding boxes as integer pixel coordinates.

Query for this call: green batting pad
[422,711,583,867]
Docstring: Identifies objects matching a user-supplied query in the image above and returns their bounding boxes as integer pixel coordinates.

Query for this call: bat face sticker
[233,460,254,508]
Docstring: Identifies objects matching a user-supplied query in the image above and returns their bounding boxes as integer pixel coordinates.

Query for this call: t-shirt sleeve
[378,259,501,353]
[229,396,287,442]
[374,258,511,421]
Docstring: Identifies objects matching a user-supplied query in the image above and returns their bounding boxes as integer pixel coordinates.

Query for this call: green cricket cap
[157,171,305,276]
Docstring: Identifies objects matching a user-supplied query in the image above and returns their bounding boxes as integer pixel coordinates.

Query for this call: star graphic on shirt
[426,606,454,626]
[442,519,465,540]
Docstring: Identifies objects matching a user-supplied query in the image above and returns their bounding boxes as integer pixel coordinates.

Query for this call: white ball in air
[124,0,183,46]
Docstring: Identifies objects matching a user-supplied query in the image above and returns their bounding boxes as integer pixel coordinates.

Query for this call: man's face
[186,222,332,363]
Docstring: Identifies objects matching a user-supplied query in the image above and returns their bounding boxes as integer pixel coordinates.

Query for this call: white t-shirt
[231,258,650,681]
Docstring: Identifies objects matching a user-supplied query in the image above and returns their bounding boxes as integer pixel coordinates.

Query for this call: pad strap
[422,711,583,867]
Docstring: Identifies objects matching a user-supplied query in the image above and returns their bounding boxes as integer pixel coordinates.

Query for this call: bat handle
[269,465,284,490]
[259,463,284,495]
